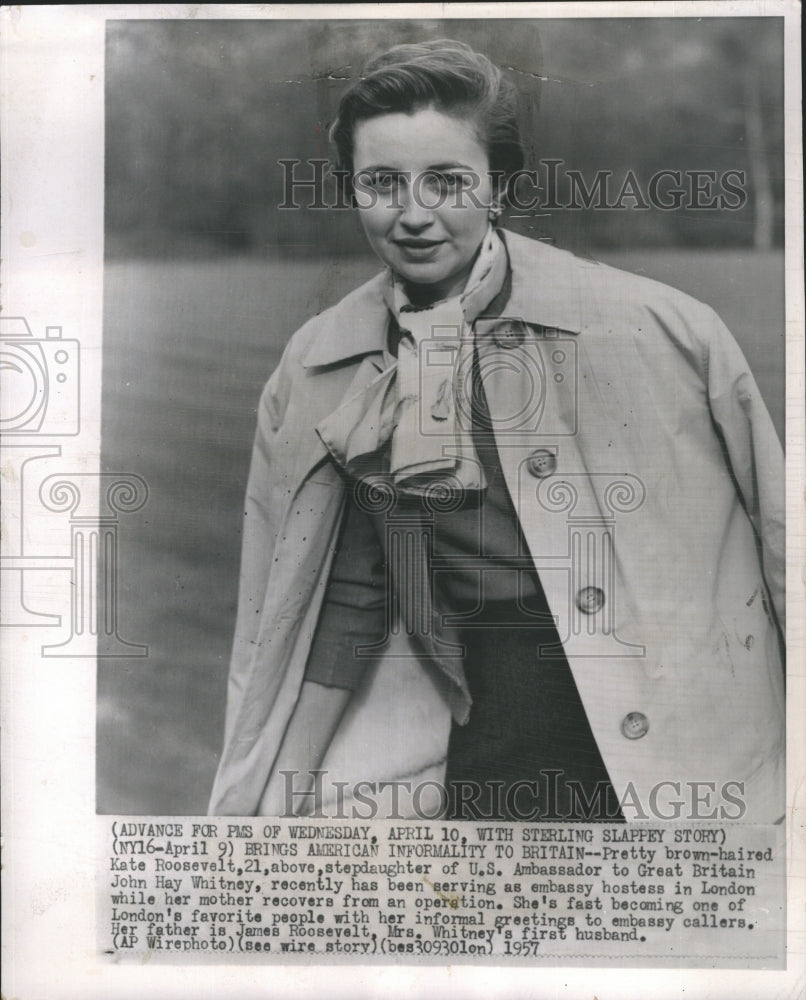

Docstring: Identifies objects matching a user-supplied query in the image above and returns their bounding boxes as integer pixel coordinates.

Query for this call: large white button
[621,712,649,740]
[576,586,604,614]
[527,448,557,479]
[491,320,526,349]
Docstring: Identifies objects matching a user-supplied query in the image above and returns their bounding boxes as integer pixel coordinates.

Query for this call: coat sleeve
[218,360,288,751]
[704,308,786,634]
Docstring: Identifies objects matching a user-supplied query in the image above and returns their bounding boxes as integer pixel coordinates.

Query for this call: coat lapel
[479,233,646,658]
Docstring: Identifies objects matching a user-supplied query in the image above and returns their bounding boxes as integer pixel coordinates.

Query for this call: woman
[209,40,785,822]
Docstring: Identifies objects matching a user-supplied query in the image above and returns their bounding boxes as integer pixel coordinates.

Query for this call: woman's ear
[488,173,508,222]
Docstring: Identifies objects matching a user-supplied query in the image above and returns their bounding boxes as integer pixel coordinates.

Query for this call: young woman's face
[352,106,495,303]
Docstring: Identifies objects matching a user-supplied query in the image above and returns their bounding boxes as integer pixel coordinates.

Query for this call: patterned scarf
[317,226,508,496]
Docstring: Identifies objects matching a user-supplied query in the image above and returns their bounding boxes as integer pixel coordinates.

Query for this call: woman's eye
[371,173,399,189]
[353,172,400,192]
[421,172,467,193]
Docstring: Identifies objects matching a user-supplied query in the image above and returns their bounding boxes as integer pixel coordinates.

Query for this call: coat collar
[301,230,586,369]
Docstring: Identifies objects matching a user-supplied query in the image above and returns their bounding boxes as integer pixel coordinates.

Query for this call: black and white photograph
[1,3,804,996]
[100,16,787,822]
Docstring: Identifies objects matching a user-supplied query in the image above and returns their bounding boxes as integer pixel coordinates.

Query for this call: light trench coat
[209,231,785,822]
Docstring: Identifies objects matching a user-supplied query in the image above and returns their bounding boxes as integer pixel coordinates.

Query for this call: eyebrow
[356,162,477,173]
[429,163,476,172]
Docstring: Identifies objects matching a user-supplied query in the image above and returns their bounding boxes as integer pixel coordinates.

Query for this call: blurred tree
[104,17,784,258]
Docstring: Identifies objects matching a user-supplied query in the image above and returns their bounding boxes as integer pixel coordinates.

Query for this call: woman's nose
[398,181,434,229]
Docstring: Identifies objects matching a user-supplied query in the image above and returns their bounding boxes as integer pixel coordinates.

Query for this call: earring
[488,203,502,222]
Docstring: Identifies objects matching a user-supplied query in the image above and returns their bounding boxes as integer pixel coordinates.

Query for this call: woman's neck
[401,278,461,309]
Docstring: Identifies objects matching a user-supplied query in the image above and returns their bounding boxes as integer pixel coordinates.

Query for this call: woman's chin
[393,262,466,300]
[393,260,446,284]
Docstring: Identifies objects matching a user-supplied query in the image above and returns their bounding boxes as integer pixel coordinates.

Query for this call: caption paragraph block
[98,819,784,967]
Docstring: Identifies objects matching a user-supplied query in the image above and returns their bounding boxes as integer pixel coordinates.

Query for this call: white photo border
[1,3,803,998]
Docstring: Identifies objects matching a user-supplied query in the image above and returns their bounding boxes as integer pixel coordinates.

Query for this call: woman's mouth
[394,238,445,258]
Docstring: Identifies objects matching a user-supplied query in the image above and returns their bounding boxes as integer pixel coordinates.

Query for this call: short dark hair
[330,39,525,199]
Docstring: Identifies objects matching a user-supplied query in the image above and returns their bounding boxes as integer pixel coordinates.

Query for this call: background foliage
[105,18,784,258]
